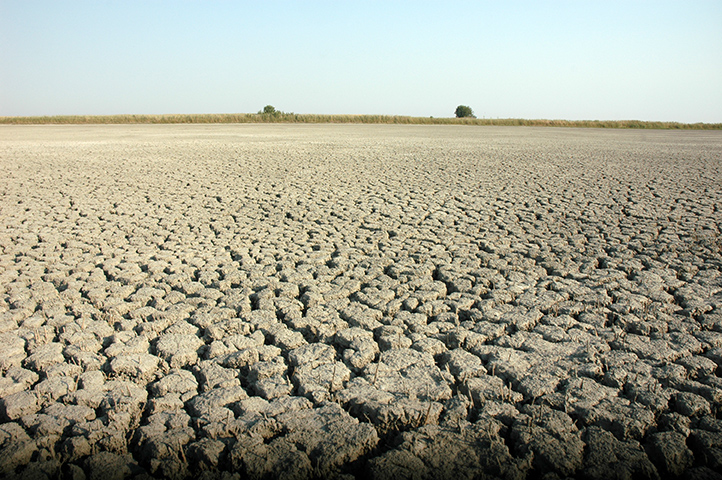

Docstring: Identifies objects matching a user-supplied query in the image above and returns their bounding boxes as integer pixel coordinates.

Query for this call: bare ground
[1,124,721,479]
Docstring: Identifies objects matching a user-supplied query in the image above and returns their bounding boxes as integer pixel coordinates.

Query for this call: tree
[455,105,475,118]
[262,105,276,114]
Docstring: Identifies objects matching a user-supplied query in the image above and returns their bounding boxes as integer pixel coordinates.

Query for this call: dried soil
[1,125,721,479]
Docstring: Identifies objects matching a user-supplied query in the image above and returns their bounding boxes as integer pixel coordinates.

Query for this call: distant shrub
[455,105,475,118]
[260,105,277,115]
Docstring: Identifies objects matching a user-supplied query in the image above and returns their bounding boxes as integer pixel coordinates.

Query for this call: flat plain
[1,124,721,479]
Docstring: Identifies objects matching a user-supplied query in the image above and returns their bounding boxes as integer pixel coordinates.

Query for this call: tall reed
[1,113,719,129]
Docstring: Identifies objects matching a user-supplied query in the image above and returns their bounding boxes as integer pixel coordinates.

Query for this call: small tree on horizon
[455,105,475,118]
[261,105,277,115]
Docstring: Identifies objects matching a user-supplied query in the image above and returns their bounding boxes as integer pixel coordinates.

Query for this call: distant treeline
[1,113,720,129]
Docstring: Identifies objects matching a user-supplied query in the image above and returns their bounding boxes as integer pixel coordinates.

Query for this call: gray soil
[1,124,721,479]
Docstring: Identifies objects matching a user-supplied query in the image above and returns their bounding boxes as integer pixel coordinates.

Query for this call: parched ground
[1,124,721,479]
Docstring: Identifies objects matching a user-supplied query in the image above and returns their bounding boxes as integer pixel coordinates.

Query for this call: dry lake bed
[1,124,721,479]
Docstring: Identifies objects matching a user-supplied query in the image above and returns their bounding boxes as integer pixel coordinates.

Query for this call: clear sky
[1,1,720,122]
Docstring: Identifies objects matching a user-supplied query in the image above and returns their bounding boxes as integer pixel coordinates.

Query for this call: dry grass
[1,113,720,129]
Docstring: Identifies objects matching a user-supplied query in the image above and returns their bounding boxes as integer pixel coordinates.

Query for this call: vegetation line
[1,113,720,129]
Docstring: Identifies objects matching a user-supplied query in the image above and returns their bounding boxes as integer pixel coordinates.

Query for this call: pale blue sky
[1,1,720,122]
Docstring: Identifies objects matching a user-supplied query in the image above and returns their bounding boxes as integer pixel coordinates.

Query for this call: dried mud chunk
[658,412,692,437]
[193,362,240,393]
[275,402,378,476]
[440,395,472,427]
[242,309,279,330]
[33,375,77,403]
[0,390,40,420]
[652,362,688,386]
[362,348,452,402]
[79,370,105,390]
[267,325,307,350]
[186,385,248,418]
[219,347,260,369]
[302,306,348,343]
[138,427,195,477]
[255,375,294,400]
[645,431,694,477]
[563,377,621,417]
[368,449,428,480]
[148,393,185,414]
[672,391,712,417]
[288,343,336,369]
[84,451,143,480]
[223,329,266,352]
[369,421,529,480]
[23,342,64,372]
[248,357,287,384]
[689,429,722,471]
[342,338,379,372]
[581,426,659,480]
[128,305,159,321]
[235,396,313,433]
[516,371,561,399]
[186,437,227,471]
[586,397,656,441]
[189,307,236,331]
[0,422,36,475]
[98,380,148,419]
[516,331,584,357]
[60,327,104,354]
[68,388,105,414]
[43,403,96,425]
[669,332,704,357]
[0,333,27,371]
[612,334,681,362]
[235,396,272,415]
[164,320,200,336]
[0,367,39,398]
[292,361,351,401]
[411,337,447,356]
[673,378,722,406]
[230,435,313,480]
[224,410,281,441]
[257,344,281,362]
[109,353,159,381]
[45,362,83,378]
[149,368,198,400]
[182,281,205,296]
[205,339,235,359]
[677,355,719,379]
[377,325,413,350]
[396,310,428,329]
[63,345,105,371]
[486,348,565,400]
[195,407,236,434]
[361,397,443,434]
[336,376,396,404]
[155,333,204,368]
[577,311,609,329]
[623,376,670,413]
[21,412,72,441]
[511,405,584,477]
[485,349,532,383]
[204,318,253,341]
[461,375,523,404]
[341,302,383,331]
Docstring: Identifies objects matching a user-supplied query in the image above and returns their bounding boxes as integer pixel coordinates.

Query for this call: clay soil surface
[1,124,722,479]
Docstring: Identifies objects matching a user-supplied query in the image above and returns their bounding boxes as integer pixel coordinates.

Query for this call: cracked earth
[1,124,721,479]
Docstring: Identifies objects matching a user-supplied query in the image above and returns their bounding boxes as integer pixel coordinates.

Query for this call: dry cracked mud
[1,124,721,479]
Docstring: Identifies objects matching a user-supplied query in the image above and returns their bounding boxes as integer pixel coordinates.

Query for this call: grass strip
[1,113,720,129]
